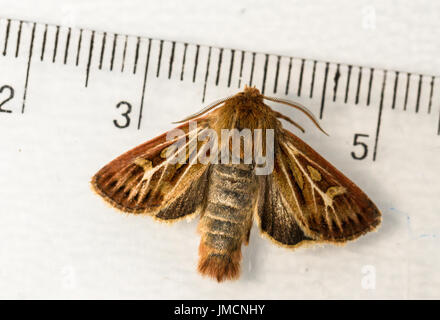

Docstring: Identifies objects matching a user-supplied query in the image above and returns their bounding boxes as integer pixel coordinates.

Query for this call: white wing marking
[281,140,345,231]
[278,155,308,224]
[126,125,209,206]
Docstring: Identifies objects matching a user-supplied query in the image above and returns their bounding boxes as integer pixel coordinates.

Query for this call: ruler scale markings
[2,19,440,83]
[180,43,188,81]
[415,74,422,113]
[355,66,362,105]
[137,39,152,130]
[52,25,60,63]
[403,73,410,111]
[428,76,434,114]
[366,68,374,106]
[133,36,140,74]
[238,50,245,88]
[3,19,10,56]
[373,71,387,162]
[344,65,352,103]
[40,24,48,61]
[63,27,71,65]
[215,48,223,86]
[333,63,340,102]
[192,44,200,83]
[309,60,317,98]
[156,39,164,77]
[110,33,117,71]
[120,35,127,72]
[85,31,95,88]
[227,49,235,87]
[21,23,36,114]
[437,109,440,133]
[319,62,329,119]
[285,57,292,95]
[75,29,82,66]
[168,41,176,79]
[391,71,399,110]
[273,55,280,94]
[0,17,438,149]
[201,47,212,103]
[98,32,106,70]
[261,54,269,94]
[249,52,256,87]
[15,21,23,57]
[297,58,305,97]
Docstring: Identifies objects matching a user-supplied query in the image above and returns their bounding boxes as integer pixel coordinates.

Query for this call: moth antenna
[263,96,329,136]
[172,96,234,124]
[272,110,305,133]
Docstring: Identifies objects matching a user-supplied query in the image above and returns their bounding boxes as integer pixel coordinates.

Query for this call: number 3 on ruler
[114,101,132,129]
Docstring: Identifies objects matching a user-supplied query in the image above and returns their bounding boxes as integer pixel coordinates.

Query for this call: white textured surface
[0,0,439,299]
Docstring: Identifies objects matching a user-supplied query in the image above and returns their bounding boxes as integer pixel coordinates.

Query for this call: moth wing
[91,118,211,221]
[271,129,381,242]
[256,175,315,247]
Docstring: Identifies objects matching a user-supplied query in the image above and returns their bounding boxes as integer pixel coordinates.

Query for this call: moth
[91,86,381,282]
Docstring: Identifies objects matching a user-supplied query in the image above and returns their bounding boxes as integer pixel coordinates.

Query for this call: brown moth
[91,86,381,282]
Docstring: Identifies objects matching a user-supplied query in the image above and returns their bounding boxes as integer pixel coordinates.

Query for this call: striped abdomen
[197,163,258,282]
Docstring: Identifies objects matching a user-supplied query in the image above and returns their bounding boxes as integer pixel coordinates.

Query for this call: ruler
[1,17,439,298]
[0,17,439,161]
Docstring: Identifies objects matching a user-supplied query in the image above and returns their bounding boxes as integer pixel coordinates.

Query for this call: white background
[0,0,439,299]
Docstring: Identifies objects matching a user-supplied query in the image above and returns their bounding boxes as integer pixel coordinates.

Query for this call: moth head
[173,86,264,124]
[235,85,264,102]
[173,86,327,136]
[242,85,261,97]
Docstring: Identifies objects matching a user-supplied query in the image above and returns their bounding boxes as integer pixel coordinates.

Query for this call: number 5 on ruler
[351,133,370,160]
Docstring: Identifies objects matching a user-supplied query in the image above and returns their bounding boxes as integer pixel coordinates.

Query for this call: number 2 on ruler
[0,85,14,113]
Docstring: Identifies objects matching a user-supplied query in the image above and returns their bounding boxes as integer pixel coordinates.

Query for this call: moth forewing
[274,129,381,242]
[91,117,211,218]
